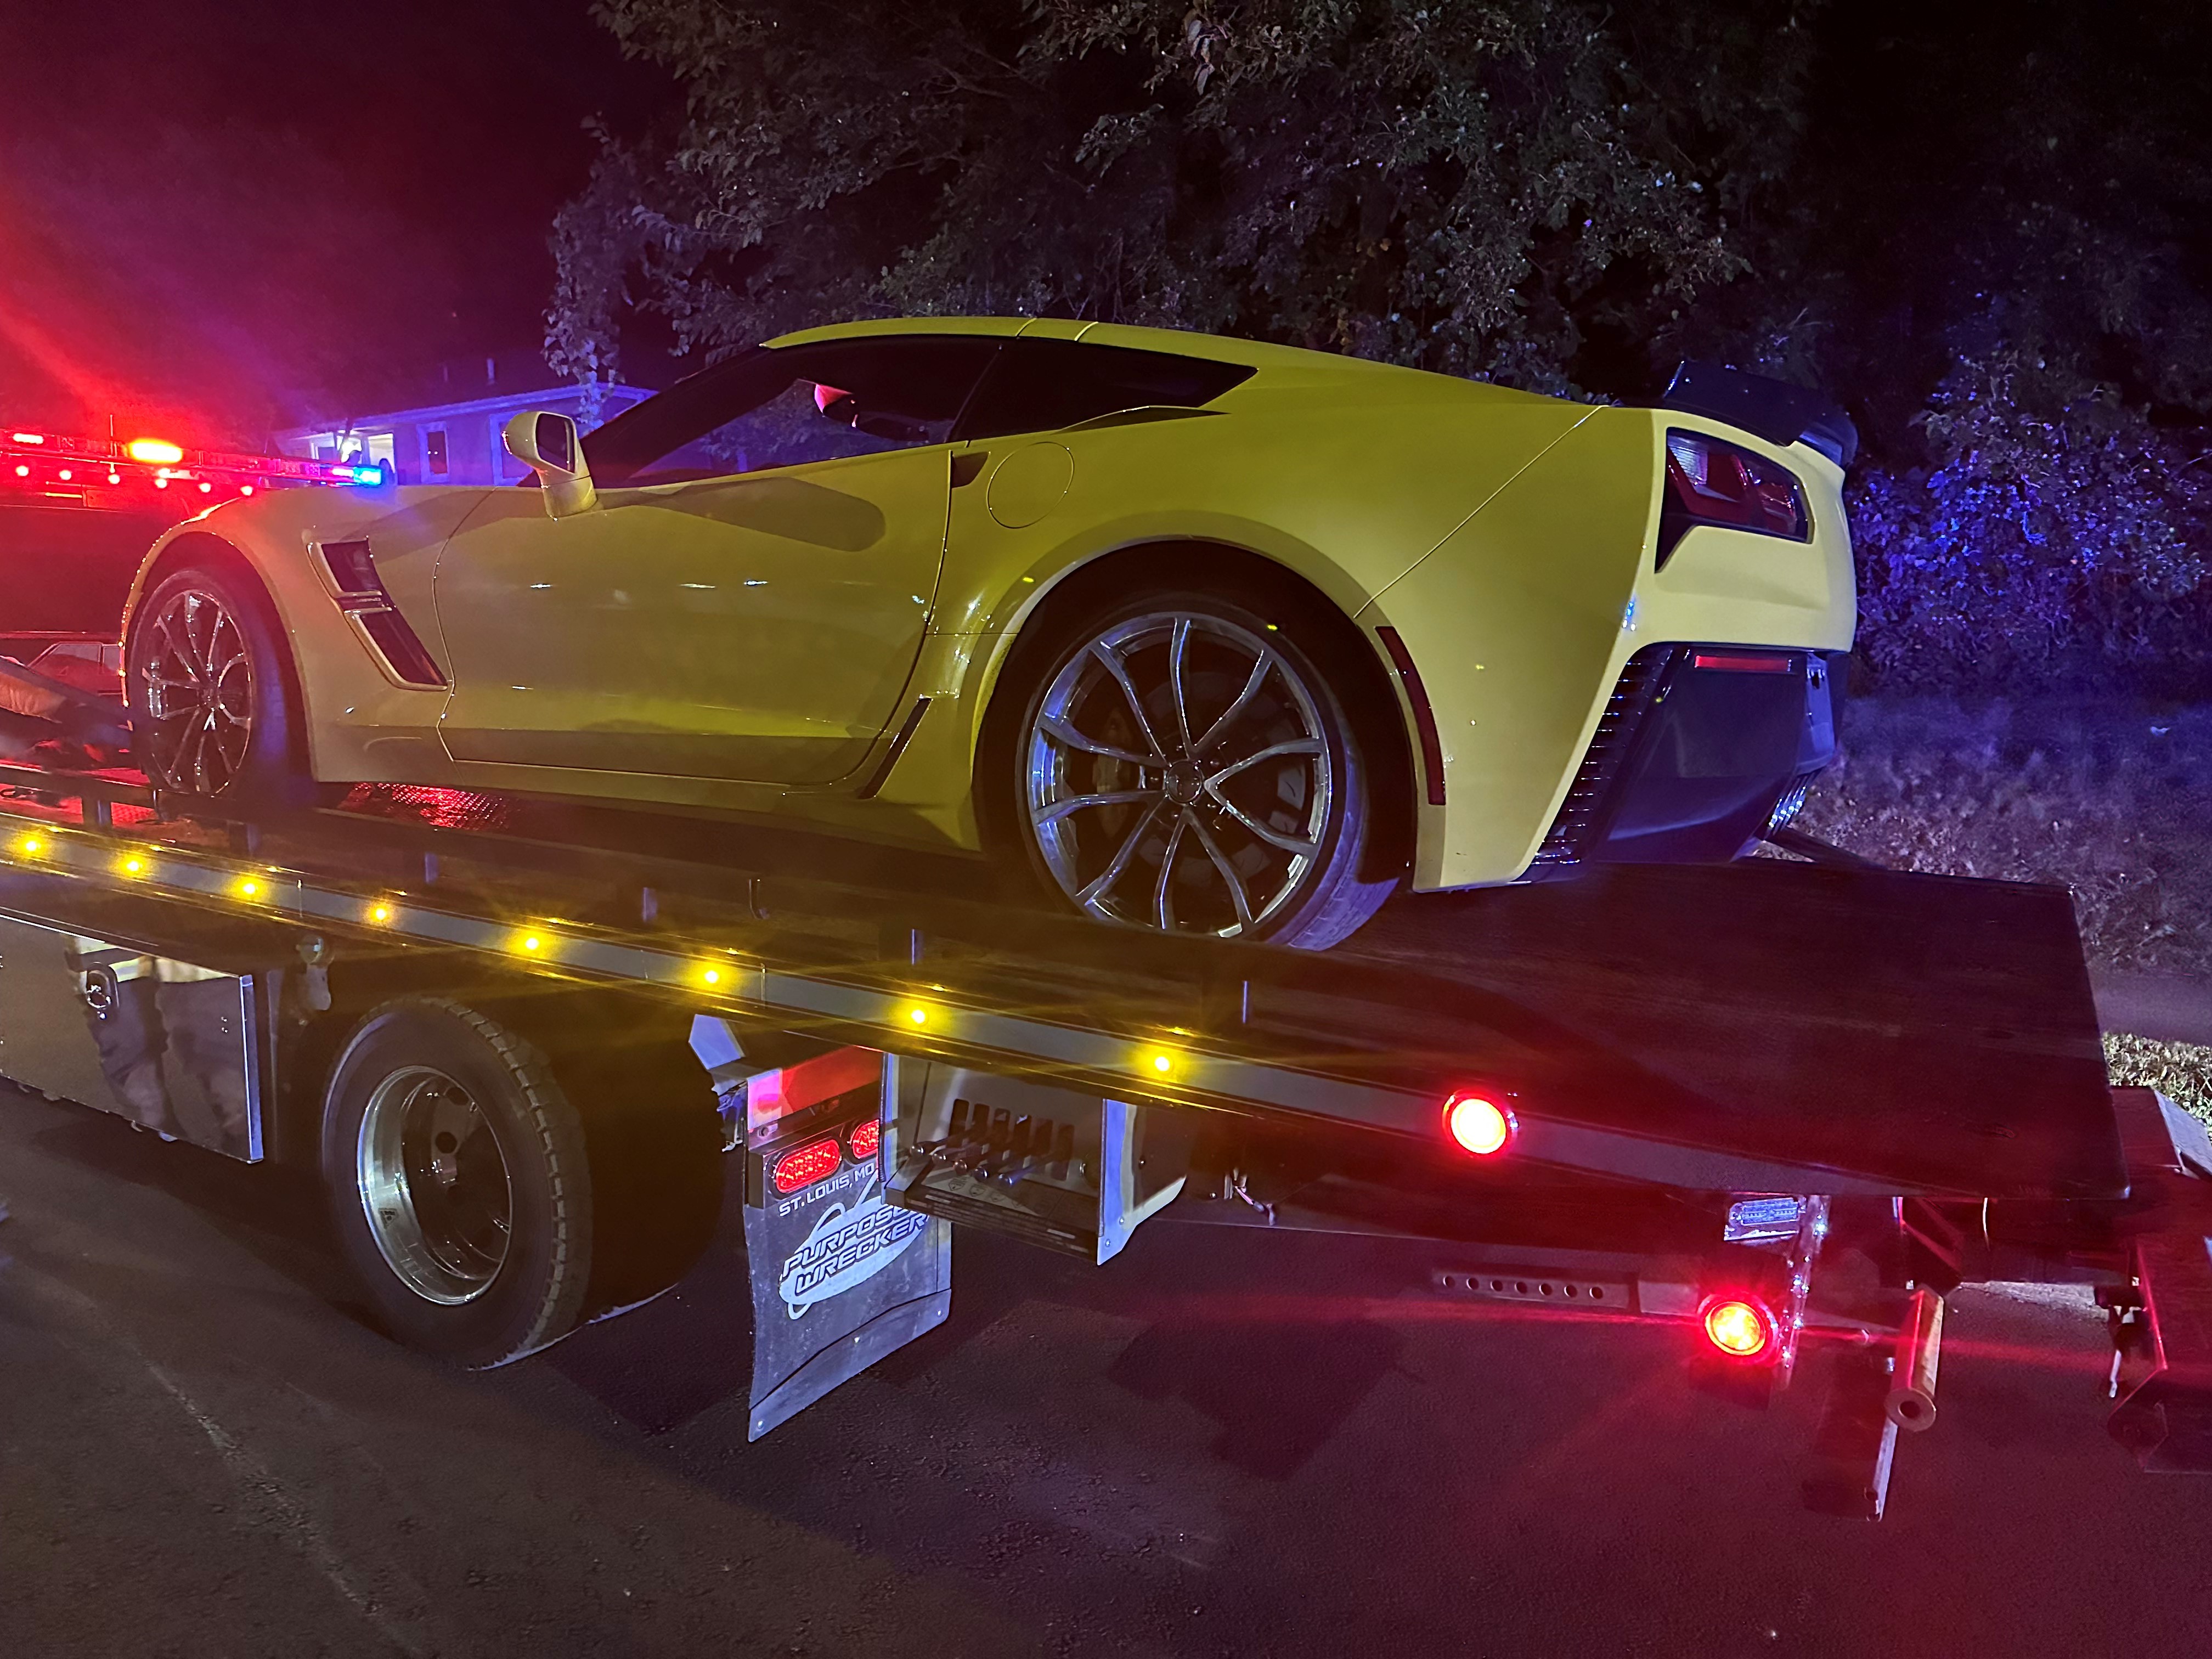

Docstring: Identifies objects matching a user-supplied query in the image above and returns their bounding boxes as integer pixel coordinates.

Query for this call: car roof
[763,315,1545,405]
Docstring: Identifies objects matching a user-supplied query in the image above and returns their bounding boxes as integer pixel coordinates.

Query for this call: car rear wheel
[998,589,1393,947]
[127,558,318,805]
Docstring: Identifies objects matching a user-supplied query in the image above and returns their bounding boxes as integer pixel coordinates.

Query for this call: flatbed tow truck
[0,739,2205,1520]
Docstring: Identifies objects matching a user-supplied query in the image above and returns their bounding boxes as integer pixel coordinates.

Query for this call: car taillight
[848,1119,881,1161]
[772,1136,842,1194]
[1700,1295,1781,1362]
[1660,430,1809,563]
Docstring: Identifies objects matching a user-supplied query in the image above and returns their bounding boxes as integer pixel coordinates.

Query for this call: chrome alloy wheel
[1024,610,1335,938]
[357,1066,515,1306]
[136,586,255,793]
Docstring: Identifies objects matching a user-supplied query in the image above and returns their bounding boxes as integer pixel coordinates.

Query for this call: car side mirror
[502,410,596,518]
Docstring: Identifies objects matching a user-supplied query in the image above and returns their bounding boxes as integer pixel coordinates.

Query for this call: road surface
[1,1082,2205,1657]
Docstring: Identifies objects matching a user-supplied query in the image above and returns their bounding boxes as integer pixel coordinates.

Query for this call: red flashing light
[772,1135,843,1195]
[1700,1295,1780,1362]
[10,465,25,478]
[10,432,44,444]
[127,438,184,465]
[1443,1091,1514,1156]
[848,1119,881,1162]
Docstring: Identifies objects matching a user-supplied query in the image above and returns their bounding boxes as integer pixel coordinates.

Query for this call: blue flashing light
[348,464,387,486]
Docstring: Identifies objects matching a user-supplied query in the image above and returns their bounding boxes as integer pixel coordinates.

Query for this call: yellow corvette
[121,317,1856,946]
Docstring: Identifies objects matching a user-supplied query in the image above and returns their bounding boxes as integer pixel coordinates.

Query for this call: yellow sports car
[122,317,1856,946]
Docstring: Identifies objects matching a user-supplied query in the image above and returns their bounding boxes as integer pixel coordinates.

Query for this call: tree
[549,0,1819,396]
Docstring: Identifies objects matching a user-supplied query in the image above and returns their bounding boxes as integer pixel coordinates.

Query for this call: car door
[433,337,998,787]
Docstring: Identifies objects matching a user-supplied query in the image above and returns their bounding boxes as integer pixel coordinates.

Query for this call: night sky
[0,1,665,443]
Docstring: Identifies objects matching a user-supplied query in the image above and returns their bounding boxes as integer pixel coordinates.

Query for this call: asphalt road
[2,1082,2207,1659]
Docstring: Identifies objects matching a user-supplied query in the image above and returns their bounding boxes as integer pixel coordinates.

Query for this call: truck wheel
[322,997,592,1368]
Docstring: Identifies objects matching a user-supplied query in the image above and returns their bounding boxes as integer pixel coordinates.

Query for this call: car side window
[585,336,1000,488]
[953,339,1256,441]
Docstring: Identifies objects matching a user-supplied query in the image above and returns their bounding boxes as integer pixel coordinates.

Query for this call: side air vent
[1528,645,1679,867]
[313,539,447,689]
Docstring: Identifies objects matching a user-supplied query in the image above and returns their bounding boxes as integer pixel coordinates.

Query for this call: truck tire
[321,997,594,1368]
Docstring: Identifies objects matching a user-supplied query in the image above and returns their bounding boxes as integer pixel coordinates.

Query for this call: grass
[1794,695,2212,978]
[2103,1033,2212,1128]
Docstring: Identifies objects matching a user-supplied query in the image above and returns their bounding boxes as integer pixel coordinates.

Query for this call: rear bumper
[1527,644,1840,873]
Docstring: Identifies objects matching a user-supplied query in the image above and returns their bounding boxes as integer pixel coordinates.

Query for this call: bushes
[1848,349,2212,695]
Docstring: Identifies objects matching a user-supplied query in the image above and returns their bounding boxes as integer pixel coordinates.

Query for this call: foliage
[2106,1034,2212,1129]
[550,0,1818,392]
[1849,348,2212,690]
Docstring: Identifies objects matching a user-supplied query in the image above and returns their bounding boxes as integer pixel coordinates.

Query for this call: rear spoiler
[1662,361,1859,469]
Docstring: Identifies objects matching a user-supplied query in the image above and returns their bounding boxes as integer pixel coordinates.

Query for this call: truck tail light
[772,1136,843,1195]
[1700,1295,1781,1362]
[848,1119,881,1162]
[1658,430,1809,565]
[1443,1092,1515,1156]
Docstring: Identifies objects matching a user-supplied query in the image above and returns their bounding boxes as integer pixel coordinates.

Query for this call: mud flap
[689,1021,950,1440]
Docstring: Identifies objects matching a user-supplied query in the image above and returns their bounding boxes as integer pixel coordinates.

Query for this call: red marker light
[1700,1295,1780,1362]
[848,1119,881,1161]
[10,464,26,478]
[771,1135,842,1195]
[1443,1091,1514,1156]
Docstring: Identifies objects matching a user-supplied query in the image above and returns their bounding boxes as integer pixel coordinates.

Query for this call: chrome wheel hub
[137,586,255,794]
[357,1066,514,1306]
[1023,611,1334,938]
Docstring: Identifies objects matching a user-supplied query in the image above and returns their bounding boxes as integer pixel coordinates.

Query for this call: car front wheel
[127,558,314,805]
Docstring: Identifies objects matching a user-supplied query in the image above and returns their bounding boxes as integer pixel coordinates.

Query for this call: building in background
[279,363,650,486]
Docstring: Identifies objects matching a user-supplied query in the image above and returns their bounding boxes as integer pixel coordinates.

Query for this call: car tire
[126,556,325,807]
[321,997,595,1368]
[987,584,1396,948]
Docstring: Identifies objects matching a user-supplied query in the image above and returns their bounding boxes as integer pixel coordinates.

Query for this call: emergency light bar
[0,425,384,496]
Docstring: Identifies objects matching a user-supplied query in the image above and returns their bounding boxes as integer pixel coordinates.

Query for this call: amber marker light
[1442,1091,1515,1156]
[369,902,393,924]
[120,854,148,877]
[518,933,544,953]
[1144,1049,1177,1077]
[699,965,723,986]
[234,877,263,900]
[14,833,44,856]
[1699,1295,1781,1363]
[904,1003,931,1028]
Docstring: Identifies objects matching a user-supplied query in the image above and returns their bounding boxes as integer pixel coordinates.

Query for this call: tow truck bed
[0,756,2200,1510]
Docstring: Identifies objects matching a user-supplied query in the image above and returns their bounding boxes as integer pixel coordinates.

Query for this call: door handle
[950,452,990,489]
